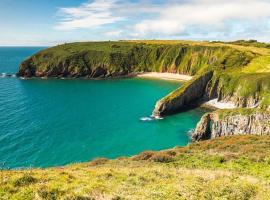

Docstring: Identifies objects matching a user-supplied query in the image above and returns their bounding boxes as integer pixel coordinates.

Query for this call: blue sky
[1,0,270,46]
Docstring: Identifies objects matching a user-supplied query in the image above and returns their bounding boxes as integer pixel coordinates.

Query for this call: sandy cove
[137,73,239,110]
[136,72,193,81]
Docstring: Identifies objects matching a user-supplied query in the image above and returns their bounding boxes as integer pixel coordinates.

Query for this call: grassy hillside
[19,41,256,77]
[212,40,270,49]
[19,40,270,110]
[1,135,269,200]
[148,41,270,111]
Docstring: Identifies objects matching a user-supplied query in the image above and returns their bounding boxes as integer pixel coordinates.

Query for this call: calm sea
[0,47,206,168]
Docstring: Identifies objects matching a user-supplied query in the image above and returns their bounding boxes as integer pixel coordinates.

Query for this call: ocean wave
[188,129,195,138]
[140,115,164,122]
[140,117,153,122]
[0,73,16,78]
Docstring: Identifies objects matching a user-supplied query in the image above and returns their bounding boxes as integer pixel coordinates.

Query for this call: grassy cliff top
[19,39,261,78]
[125,40,270,55]
[1,135,270,200]
[40,40,270,56]
[18,39,270,110]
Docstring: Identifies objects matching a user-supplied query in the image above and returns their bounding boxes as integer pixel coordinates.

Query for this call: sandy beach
[137,72,193,81]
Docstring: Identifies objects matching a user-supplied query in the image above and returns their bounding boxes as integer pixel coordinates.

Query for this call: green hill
[18,40,270,112]
[1,135,270,199]
[18,39,270,138]
[10,41,270,199]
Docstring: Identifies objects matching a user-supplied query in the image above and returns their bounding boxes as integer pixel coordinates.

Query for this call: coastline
[136,72,193,82]
[201,98,236,109]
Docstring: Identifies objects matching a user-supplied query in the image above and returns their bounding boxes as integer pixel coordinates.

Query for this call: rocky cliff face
[152,71,213,116]
[205,72,270,109]
[192,110,270,141]
[18,42,254,79]
[18,41,270,136]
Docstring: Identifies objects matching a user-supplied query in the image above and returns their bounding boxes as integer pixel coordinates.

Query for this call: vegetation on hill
[19,40,270,111]
[12,41,270,199]
[18,40,270,140]
[1,135,270,200]
[150,40,270,114]
[18,41,256,78]
[212,39,270,49]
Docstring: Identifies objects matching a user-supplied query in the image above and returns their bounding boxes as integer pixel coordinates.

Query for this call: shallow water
[0,47,206,168]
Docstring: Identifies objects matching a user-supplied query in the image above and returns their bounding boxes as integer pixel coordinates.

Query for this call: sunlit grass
[1,136,270,199]
[242,56,270,73]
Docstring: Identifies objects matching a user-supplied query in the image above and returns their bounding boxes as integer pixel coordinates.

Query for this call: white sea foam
[0,73,6,78]
[153,115,164,120]
[0,73,16,78]
[203,98,236,109]
[188,129,195,138]
[140,117,153,122]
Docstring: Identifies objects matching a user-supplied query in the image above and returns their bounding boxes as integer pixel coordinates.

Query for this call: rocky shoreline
[192,110,270,141]
[152,71,214,116]
[17,41,270,141]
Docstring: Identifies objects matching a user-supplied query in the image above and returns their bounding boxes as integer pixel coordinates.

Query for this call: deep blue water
[0,47,206,168]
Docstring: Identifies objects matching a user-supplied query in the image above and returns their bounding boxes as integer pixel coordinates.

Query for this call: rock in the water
[192,113,211,141]
[152,71,213,116]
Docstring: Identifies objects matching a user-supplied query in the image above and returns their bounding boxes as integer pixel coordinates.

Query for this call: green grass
[19,40,257,77]
[1,135,270,200]
[12,40,270,199]
[213,40,270,49]
[19,40,270,108]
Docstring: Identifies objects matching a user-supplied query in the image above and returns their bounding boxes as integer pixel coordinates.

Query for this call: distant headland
[18,40,270,140]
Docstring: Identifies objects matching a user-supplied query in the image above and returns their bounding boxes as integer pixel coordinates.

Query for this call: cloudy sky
[1,0,270,46]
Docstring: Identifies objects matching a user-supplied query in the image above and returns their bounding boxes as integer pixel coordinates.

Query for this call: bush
[89,158,108,166]
[166,150,177,156]
[38,188,62,200]
[63,195,93,200]
[132,151,155,161]
[13,174,37,187]
[151,152,174,163]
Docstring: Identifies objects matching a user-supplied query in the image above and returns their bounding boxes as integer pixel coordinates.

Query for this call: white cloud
[56,0,123,30]
[133,0,270,37]
[55,0,270,41]
[103,30,123,37]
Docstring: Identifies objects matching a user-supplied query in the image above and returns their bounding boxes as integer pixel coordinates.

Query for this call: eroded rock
[192,110,270,141]
[152,71,213,116]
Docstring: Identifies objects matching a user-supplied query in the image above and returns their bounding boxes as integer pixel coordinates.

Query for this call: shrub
[63,195,93,200]
[89,158,108,166]
[166,150,177,156]
[217,156,226,163]
[132,151,155,161]
[151,152,174,163]
[13,174,37,187]
[38,188,62,200]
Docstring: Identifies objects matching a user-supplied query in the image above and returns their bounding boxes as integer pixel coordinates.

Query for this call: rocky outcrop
[18,60,130,79]
[192,110,270,141]
[152,71,213,116]
[19,41,270,134]
[205,72,270,109]
[192,113,212,141]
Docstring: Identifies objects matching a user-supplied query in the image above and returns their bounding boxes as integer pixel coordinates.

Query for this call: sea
[0,47,206,168]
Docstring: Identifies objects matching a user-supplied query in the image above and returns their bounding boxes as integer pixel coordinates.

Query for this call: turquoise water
[0,47,206,169]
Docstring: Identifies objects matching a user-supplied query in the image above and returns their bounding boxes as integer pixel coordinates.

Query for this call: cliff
[192,109,270,141]
[152,71,213,116]
[18,40,270,139]
[18,41,254,78]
